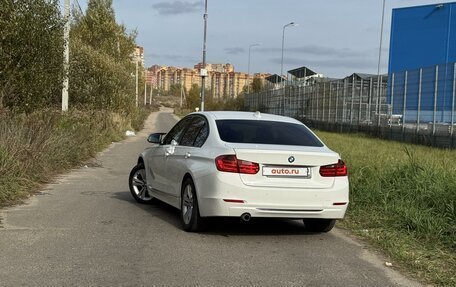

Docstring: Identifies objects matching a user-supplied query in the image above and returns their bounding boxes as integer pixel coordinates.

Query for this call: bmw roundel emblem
[288,156,295,163]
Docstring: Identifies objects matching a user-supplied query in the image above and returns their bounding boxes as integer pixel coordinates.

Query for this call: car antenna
[254,111,261,119]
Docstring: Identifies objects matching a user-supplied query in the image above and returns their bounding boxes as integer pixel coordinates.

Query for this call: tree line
[0,0,142,113]
[158,76,264,112]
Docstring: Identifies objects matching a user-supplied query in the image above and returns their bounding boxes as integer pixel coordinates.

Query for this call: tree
[72,0,135,62]
[0,0,140,113]
[69,0,138,111]
[251,77,263,93]
[0,0,64,111]
[186,84,200,110]
[222,94,245,111]
[168,84,182,98]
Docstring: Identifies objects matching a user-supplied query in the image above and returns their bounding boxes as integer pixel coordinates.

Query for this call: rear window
[216,120,324,147]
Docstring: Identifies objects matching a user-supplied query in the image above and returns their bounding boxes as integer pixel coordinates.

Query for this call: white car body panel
[140,111,349,220]
[231,145,338,189]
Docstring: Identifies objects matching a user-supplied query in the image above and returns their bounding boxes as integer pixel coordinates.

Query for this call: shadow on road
[112,191,328,237]
[202,218,316,237]
[112,191,182,230]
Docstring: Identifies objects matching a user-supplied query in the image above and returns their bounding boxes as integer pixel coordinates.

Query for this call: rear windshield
[216,120,324,147]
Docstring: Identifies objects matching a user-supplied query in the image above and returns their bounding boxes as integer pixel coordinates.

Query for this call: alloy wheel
[182,184,194,225]
[131,168,152,201]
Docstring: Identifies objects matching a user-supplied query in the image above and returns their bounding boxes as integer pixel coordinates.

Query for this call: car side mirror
[147,133,166,144]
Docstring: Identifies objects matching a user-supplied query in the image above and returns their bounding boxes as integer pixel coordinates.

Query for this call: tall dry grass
[0,108,148,205]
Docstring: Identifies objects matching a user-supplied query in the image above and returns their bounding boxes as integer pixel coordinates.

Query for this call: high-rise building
[148,63,270,99]
[146,65,161,87]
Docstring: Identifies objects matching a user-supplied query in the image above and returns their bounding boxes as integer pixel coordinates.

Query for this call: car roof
[193,111,302,124]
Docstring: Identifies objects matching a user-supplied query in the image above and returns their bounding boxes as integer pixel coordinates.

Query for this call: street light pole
[247,43,260,94]
[280,22,297,85]
[376,0,386,123]
[200,0,208,111]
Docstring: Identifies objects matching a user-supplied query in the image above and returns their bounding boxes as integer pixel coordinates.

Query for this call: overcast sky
[66,0,456,78]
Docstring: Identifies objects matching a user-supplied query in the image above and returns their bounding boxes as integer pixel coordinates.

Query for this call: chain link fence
[245,64,456,148]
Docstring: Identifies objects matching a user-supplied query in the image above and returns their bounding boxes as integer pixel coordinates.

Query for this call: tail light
[215,155,259,174]
[319,160,347,177]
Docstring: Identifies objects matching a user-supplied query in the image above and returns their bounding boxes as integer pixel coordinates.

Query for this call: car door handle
[185,152,191,159]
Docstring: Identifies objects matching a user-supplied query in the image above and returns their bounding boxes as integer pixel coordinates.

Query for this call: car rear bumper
[195,172,349,219]
[202,201,348,219]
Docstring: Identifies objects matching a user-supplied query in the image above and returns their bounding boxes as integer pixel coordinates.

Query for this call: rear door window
[180,116,208,147]
[193,120,209,147]
[216,120,323,147]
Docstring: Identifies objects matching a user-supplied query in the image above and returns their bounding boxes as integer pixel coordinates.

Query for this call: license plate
[262,166,310,177]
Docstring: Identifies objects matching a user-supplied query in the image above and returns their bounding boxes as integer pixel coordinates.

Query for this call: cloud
[259,45,365,58]
[148,53,198,64]
[152,1,203,15]
[224,47,245,55]
[270,56,378,72]
[260,44,385,76]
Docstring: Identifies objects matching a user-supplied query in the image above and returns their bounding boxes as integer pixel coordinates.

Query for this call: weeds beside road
[0,108,152,206]
[317,131,456,286]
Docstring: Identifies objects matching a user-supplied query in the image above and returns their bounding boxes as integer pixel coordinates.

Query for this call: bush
[69,38,136,112]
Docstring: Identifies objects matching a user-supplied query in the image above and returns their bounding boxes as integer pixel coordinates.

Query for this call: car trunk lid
[228,143,339,189]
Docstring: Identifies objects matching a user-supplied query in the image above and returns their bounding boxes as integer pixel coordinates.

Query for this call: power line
[75,0,84,15]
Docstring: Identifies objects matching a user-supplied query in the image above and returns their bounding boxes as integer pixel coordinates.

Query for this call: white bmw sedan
[129,111,349,232]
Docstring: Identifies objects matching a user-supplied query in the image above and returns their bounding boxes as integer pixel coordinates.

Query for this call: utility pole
[180,78,183,108]
[149,83,153,105]
[61,0,70,111]
[144,70,147,106]
[200,0,208,111]
[180,85,184,108]
[135,60,139,107]
[247,44,260,94]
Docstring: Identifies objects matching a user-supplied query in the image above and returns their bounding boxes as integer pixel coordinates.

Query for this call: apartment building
[154,66,200,92]
[149,63,268,99]
[146,65,161,87]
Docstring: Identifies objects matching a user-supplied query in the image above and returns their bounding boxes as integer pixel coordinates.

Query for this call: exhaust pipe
[240,213,251,222]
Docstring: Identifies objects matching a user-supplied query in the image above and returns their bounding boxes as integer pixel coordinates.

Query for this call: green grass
[0,107,151,206]
[316,131,456,286]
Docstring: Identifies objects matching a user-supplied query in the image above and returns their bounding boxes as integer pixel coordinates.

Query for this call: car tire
[303,219,336,232]
[129,163,155,204]
[181,178,205,232]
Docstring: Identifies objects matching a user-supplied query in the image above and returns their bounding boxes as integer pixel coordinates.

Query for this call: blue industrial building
[388,2,456,123]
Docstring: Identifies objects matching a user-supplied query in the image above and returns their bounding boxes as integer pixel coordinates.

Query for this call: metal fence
[245,64,456,148]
